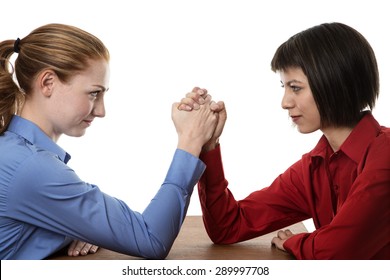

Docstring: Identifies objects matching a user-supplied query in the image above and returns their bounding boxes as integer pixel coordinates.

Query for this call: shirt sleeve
[7,148,205,259]
[198,145,310,244]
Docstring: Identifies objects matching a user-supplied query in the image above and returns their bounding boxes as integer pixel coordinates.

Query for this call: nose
[281,91,294,110]
[93,98,106,118]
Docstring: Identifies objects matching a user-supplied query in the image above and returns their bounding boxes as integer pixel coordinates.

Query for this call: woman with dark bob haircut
[271,22,379,128]
[180,22,389,259]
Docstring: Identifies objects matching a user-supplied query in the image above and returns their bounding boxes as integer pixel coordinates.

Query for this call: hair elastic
[14,38,21,53]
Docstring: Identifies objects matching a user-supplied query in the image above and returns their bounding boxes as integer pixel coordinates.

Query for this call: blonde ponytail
[0,40,22,134]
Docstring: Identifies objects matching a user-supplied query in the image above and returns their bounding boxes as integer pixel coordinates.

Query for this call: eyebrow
[281,79,304,86]
[93,85,109,92]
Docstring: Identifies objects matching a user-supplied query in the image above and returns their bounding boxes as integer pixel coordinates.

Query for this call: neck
[20,100,60,143]
[321,126,354,152]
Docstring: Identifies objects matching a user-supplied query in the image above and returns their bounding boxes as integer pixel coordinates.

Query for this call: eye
[90,90,101,98]
[291,85,301,92]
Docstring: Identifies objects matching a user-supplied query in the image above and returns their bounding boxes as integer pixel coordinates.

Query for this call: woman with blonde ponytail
[0,23,219,259]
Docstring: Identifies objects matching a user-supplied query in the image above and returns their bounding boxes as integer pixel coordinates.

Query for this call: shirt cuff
[283,232,310,260]
[163,149,206,193]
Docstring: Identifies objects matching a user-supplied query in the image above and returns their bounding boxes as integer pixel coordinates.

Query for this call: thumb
[173,102,193,111]
[210,100,225,112]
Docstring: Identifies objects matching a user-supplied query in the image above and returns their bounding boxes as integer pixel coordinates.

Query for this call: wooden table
[49,216,307,260]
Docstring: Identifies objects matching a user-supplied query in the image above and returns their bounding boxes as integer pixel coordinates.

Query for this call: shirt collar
[7,115,71,164]
[340,111,381,163]
[311,111,381,163]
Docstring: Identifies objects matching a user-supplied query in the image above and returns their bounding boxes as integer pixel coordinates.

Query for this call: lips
[83,120,93,126]
[290,115,302,122]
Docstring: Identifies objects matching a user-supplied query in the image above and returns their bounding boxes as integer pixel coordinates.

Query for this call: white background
[2,0,389,232]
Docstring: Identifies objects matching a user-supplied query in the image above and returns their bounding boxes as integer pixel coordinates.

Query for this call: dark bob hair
[271,22,379,127]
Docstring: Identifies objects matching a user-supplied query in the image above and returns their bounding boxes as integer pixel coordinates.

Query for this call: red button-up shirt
[198,112,390,259]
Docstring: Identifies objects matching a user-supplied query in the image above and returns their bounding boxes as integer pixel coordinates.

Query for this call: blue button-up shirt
[0,116,205,259]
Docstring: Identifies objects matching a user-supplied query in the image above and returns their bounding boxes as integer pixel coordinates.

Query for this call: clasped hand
[172,87,227,157]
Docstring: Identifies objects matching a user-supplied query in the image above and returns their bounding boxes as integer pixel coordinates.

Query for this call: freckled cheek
[77,101,95,116]
[81,101,94,114]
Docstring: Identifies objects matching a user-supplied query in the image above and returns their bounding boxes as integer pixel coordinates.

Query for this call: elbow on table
[139,242,172,260]
[211,238,236,245]
[207,231,236,245]
[145,248,170,260]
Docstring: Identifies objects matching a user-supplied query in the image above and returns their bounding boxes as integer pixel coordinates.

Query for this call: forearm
[198,145,243,243]
[141,149,205,258]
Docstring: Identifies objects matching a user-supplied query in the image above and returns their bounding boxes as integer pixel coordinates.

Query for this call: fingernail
[178,104,187,111]
[198,97,205,104]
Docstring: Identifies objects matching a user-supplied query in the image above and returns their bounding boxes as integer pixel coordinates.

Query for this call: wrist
[202,138,219,153]
[177,137,203,158]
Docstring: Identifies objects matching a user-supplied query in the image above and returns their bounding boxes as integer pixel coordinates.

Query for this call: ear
[37,69,58,97]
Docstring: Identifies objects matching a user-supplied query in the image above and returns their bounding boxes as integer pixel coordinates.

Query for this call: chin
[297,126,319,134]
[66,130,87,137]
